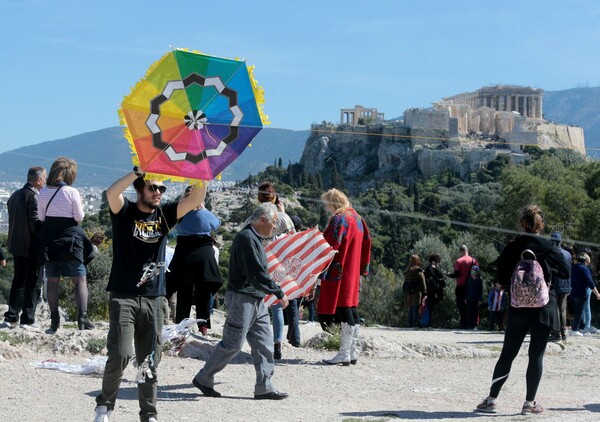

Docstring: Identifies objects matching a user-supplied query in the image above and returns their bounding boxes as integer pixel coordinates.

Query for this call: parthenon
[429,85,547,136]
[441,85,543,118]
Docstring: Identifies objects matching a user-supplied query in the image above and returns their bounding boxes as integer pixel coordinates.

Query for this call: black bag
[426,276,438,293]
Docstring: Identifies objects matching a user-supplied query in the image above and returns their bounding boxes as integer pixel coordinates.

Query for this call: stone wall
[404,108,449,130]
[537,123,585,153]
[502,123,586,154]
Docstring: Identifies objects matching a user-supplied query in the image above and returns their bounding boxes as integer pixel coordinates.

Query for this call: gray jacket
[227,225,284,300]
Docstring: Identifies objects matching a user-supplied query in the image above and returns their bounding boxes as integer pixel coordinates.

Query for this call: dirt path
[1,317,600,421]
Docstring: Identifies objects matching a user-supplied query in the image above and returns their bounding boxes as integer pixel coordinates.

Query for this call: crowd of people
[2,158,600,420]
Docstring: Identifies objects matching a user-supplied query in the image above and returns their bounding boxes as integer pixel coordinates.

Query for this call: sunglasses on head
[147,184,166,194]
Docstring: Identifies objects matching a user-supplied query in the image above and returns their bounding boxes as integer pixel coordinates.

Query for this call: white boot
[323,322,352,366]
[350,324,359,365]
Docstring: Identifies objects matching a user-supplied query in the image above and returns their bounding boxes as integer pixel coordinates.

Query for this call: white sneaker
[571,330,584,336]
[93,406,112,422]
[19,323,41,330]
[0,320,16,329]
[582,326,598,334]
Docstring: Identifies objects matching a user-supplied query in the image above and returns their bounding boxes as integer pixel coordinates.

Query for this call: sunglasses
[147,184,167,194]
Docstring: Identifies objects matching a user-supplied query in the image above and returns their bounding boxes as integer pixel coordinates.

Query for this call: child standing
[465,266,483,329]
[487,282,507,331]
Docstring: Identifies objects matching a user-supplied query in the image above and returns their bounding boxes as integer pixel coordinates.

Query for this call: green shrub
[359,264,403,327]
[86,337,107,354]
[314,325,340,351]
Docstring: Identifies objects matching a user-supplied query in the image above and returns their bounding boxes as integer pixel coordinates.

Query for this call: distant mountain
[0,127,310,186]
[543,87,600,152]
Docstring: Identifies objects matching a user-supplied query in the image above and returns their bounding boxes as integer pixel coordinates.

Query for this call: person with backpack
[475,205,570,416]
[403,254,426,328]
[424,254,446,327]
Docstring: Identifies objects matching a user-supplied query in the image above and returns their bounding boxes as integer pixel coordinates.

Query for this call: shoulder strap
[45,186,64,214]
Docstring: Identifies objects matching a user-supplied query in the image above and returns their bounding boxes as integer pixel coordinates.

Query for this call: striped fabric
[264,228,336,307]
[38,185,85,222]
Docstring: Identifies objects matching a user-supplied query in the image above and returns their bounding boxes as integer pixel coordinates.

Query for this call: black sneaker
[254,390,288,400]
[548,331,561,342]
[192,378,221,397]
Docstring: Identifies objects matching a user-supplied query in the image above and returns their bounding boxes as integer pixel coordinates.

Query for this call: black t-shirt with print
[107,198,178,296]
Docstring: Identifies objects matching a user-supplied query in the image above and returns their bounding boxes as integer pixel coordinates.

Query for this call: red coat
[318,207,371,315]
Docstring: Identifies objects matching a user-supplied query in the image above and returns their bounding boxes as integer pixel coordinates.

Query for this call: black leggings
[489,311,550,401]
[318,307,359,332]
[336,307,359,325]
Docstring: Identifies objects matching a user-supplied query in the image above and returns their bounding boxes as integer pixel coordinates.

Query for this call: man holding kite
[94,167,206,422]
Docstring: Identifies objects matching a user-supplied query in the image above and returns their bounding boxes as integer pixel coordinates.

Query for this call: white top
[38,185,85,222]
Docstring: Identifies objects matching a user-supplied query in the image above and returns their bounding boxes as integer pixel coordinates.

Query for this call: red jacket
[318,207,371,314]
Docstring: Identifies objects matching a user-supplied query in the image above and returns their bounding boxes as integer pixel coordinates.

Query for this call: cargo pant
[95,294,165,422]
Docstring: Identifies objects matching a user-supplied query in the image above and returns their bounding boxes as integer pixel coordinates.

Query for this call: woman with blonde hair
[475,205,569,415]
[318,188,371,366]
[38,157,94,333]
[403,254,426,328]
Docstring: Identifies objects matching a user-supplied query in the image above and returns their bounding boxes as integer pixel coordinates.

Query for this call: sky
[1,0,600,154]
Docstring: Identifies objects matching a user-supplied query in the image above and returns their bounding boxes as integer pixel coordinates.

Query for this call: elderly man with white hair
[192,202,290,400]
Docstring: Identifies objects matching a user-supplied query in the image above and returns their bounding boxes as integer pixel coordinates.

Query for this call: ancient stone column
[518,96,523,116]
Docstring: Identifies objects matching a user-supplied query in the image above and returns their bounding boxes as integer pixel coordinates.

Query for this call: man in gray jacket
[2,166,46,328]
[192,202,290,400]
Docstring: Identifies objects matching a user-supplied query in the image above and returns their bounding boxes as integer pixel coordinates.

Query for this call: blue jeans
[583,288,592,329]
[571,295,586,332]
[303,298,315,322]
[407,306,419,327]
[272,303,284,343]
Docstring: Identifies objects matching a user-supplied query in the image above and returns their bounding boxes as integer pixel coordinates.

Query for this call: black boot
[78,312,95,330]
[274,342,282,360]
[50,311,60,333]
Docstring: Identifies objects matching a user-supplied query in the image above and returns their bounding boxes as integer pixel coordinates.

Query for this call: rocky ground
[1,304,600,421]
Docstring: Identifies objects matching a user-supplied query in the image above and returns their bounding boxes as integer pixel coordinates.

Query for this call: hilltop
[1,308,599,421]
[0,127,309,186]
[0,86,598,187]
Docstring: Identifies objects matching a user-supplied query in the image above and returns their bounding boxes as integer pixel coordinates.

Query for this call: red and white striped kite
[264,227,336,306]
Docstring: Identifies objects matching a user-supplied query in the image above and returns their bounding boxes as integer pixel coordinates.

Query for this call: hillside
[0,127,309,186]
[542,87,600,153]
